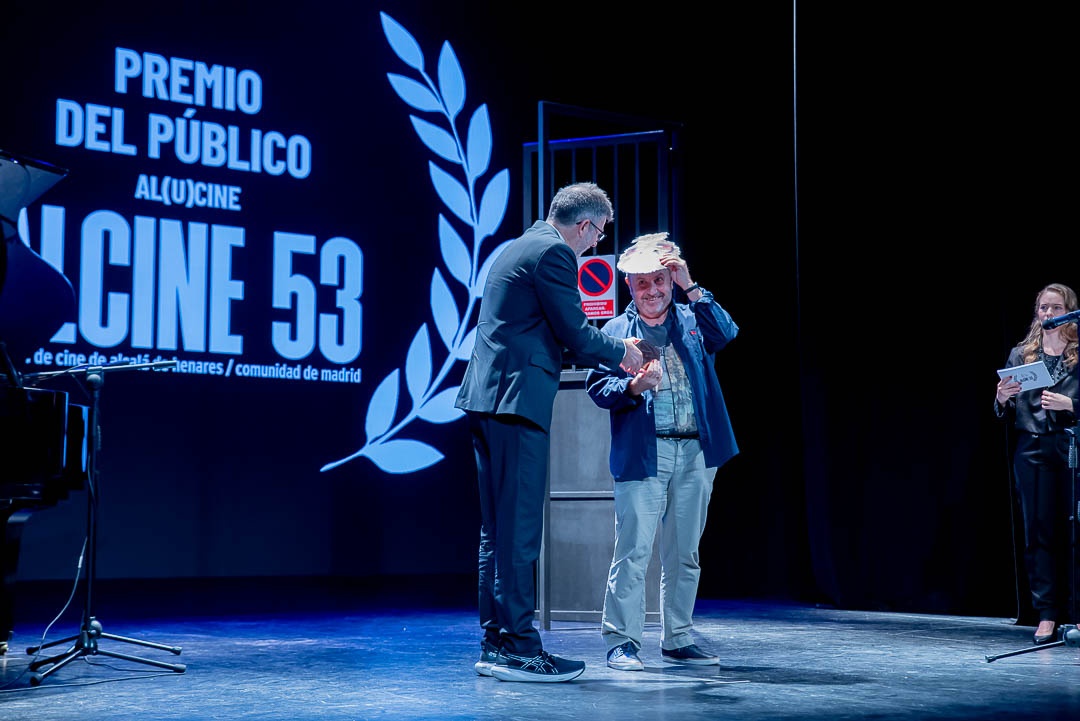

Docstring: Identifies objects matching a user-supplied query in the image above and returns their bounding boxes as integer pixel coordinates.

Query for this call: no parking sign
[577,255,616,320]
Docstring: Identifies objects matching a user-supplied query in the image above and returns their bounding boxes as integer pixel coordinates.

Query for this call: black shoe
[1033,622,1057,645]
[661,643,719,666]
[490,649,585,682]
[474,639,500,676]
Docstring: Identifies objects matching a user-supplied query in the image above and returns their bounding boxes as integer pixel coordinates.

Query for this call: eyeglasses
[582,219,607,243]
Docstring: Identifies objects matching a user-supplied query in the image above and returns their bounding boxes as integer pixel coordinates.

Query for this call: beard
[636,295,671,322]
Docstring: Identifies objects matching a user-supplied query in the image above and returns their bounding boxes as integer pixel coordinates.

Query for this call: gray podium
[537,370,660,630]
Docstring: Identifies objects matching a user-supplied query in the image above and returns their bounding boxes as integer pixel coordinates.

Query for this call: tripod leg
[26,632,81,655]
[985,638,1066,662]
[98,631,182,655]
[28,624,92,673]
[93,647,186,672]
[29,645,84,685]
[28,641,80,672]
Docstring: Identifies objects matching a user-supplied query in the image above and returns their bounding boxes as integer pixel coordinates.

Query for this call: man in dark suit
[455,182,644,683]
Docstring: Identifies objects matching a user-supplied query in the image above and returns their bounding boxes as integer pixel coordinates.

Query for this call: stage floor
[1,580,1078,720]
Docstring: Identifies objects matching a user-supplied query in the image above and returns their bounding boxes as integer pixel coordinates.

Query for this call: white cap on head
[616,232,681,274]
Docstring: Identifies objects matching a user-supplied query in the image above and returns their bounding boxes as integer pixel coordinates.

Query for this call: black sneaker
[474,639,500,676]
[490,649,585,682]
[661,644,719,666]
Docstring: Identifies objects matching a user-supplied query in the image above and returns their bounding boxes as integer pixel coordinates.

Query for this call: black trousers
[468,411,549,656]
[1014,431,1075,622]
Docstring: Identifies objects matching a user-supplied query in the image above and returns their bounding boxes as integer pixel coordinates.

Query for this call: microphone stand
[986,625,1080,662]
[21,359,186,685]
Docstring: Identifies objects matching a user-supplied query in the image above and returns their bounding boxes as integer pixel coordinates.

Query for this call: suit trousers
[602,437,717,653]
[468,411,549,656]
[1014,431,1074,622]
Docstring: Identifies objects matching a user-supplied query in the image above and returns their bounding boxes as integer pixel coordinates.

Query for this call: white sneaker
[606,642,644,671]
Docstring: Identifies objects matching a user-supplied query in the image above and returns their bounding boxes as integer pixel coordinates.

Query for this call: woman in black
[995,283,1080,645]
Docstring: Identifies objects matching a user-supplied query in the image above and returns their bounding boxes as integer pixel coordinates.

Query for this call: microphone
[1042,309,1080,329]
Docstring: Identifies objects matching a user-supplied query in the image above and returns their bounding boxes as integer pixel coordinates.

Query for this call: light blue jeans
[601,437,716,653]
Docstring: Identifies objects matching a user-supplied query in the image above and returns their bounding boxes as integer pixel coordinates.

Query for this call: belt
[656,433,698,440]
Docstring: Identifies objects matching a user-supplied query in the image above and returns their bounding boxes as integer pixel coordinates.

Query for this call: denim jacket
[586,289,739,481]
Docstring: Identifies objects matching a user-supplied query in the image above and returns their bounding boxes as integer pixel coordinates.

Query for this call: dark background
[1,1,1074,621]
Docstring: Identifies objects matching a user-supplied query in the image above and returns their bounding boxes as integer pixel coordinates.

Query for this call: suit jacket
[455,221,625,430]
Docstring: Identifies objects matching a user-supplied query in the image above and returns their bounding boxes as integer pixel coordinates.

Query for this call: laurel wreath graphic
[320,11,510,475]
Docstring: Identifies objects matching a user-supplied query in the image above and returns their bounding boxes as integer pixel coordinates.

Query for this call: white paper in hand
[997,361,1054,391]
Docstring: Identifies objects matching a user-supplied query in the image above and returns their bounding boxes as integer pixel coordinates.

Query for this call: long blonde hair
[1019,283,1079,369]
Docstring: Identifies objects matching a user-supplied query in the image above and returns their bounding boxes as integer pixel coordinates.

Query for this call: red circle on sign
[579,258,614,297]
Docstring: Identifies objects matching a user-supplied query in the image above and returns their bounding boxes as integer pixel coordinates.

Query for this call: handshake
[635,339,661,363]
[619,338,662,374]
